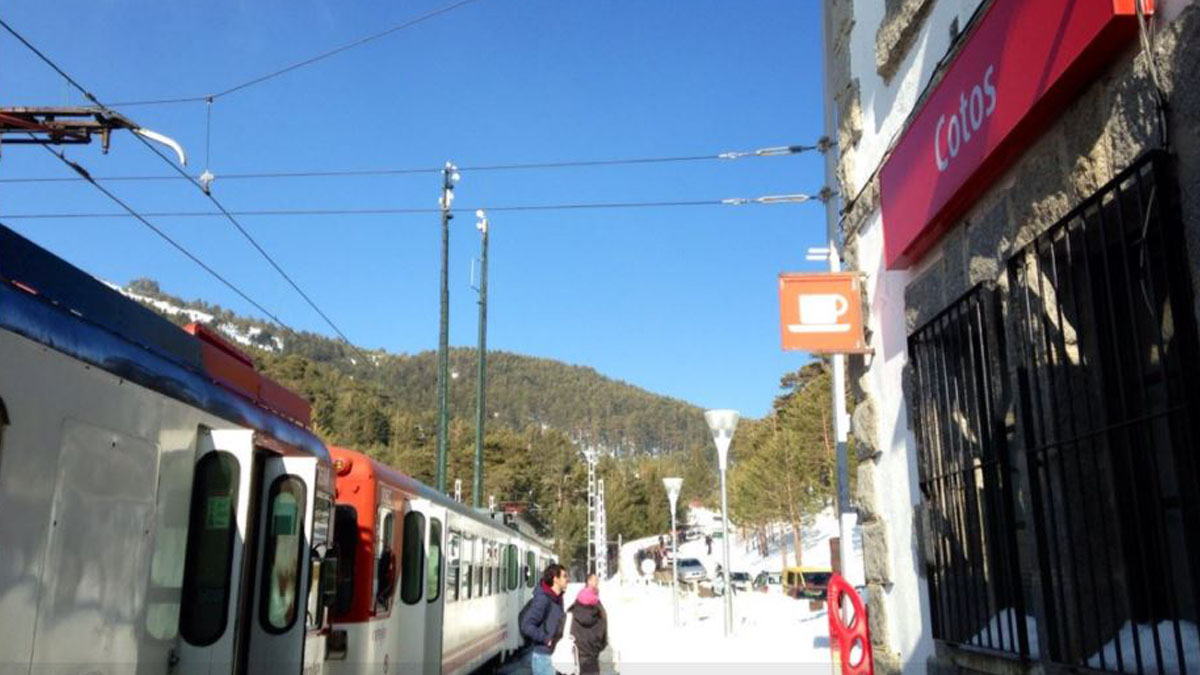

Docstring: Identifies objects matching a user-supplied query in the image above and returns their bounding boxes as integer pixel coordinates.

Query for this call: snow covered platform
[599,581,832,674]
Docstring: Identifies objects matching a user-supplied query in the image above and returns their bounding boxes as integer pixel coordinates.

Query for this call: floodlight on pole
[705,408,739,636]
[435,161,459,494]
[472,208,490,509]
[663,477,683,627]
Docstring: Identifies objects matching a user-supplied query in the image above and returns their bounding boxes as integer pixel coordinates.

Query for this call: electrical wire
[1135,0,1169,149]
[0,144,818,184]
[104,0,483,107]
[38,143,286,325]
[128,126,354,343]
[0,194,825,220]
[2,17,352,343]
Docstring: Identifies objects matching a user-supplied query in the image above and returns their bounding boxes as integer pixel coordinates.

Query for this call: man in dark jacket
[569,584,608,675]
[520,564,568,675]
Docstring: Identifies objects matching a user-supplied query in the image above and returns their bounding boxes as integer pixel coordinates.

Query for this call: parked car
[729,571,752,592]
[783,566,834,600]
[676,558,707,582]
[753,570,783,593]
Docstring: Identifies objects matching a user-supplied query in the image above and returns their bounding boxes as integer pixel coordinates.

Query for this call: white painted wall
[853,210,935,674]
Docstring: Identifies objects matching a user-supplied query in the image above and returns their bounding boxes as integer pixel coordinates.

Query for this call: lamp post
[663,477,683,627]
[704,408,739,637]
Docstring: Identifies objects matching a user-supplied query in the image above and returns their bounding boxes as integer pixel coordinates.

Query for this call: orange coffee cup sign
[778,273,868,353]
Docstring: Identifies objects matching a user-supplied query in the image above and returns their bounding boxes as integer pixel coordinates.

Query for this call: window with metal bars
[1007,151,1200,675]
[910,283,1028,656]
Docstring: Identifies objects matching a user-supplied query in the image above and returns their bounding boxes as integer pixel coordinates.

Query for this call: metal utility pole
[472,210,490,509]
[584,448,598,575]
[819,1,854,567]
[596,478,608,579]
[435,161,459,494]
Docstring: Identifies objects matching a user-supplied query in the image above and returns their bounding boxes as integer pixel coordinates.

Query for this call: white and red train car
[0,225,339,674]
[0,225,554,674]
[326,445,554,675]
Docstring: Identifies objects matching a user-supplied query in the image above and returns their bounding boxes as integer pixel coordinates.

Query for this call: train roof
[330,445,553,552]
[0,224,328,463]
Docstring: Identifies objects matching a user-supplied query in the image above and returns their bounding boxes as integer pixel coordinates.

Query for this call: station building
[821,0,1200,673]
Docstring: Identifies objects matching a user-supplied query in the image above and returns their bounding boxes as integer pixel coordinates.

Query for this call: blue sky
[0,0,828,418]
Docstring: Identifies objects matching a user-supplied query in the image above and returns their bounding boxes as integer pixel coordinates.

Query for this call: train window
[305,492,334,632]
[427,519,442,603]
[260,475,307,634]
[484,540,493,596]
[526,551,535,588]
[400,511,425,605]
[447,531,460,603]
[507,545,518,591]
[332,505,358,616]
[374,511,397,613]
[499,545,507,592]
[475,549,484,598]
[464,537,474,599]
[180,452,240,646]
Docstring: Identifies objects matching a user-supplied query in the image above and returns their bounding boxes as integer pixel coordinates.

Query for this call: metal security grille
[1007,151,1200,674]
[910,283,1028,656]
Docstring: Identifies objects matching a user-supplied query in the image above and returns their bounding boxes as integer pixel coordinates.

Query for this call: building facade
[823,1,1200,673]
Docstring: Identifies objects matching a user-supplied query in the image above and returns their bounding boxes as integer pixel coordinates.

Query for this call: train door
[175,429,330,675]
[244,451,321,673]
[392,498,430,674]
[423,506,447,675]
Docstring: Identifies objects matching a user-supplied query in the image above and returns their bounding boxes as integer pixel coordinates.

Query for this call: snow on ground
[599,507,845,673]
[1085,620,1200,674]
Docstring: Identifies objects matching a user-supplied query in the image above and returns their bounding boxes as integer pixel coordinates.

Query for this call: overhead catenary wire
[0,144,818,184]
[2,17,354,344]
[127,122,354,343]
[0,193,826,220]
[38,143,286,326]
[102,0,483,107]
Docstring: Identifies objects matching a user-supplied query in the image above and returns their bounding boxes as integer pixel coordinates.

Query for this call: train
[0,224,554,674]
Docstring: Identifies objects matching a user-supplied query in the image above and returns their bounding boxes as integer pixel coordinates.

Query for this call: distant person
[705,534,713,556]
[520,564,569,675]
[658,534,664,549]
[569,584,608,675]
[653,548,662,570]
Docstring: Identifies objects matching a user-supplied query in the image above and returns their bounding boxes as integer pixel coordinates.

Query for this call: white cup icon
[789,293,851,333]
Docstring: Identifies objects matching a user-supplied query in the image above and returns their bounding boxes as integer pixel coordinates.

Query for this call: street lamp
[704,408,739,637]
[663,477,683,627]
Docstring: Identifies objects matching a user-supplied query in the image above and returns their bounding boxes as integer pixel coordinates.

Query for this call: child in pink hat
[568,575,608,674]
